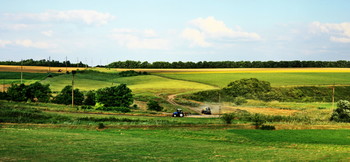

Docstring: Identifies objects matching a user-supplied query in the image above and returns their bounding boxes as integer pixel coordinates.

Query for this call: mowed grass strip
[0,127,349,161]
[157,72,350,87]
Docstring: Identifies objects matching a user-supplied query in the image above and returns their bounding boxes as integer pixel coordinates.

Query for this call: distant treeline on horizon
[0,59,88,67]
[2,59,350,68]
[107,60,350,68]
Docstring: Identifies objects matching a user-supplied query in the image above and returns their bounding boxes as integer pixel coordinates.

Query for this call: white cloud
[15,39,57,49]
[182,16,261,47]
[4,10,115,25]
[111,28,170,50]
[0,40,12,47]
[181,28,210,47]
[41,30,53,37]
[310,21,350,43]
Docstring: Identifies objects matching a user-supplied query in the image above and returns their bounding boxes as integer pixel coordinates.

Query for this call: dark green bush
[260,125,276,130]
[147,100,163,111]
[98,123,105,129]
[53,85,84,105]
[96,84,133,107]
[83,90,96,106]
[118,70,149,77]
[220,113,235,124]
[330,100,350,122]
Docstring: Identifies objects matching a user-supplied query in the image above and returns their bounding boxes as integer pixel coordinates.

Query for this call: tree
[330,100,350,122]
[54,85,84,105]
[96,84,133,107]
[220,113,235,124]
[223,78,271,99]
[7,83,27,101]
[84,90,96,106]
[26,82,51,102]
[147,100,163,111]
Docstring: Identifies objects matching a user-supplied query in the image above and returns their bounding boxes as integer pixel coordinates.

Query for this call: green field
[0,72,58,84]
[156,72,350,87]
[40,70,216,94]
[1,126,349,161]
[2,67,350,161]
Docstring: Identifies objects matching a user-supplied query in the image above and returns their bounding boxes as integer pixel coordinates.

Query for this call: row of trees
[107,60,350,69]
[1,82,134,109]
[0,59,88,67]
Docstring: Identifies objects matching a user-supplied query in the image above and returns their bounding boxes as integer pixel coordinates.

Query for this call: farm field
[1,65,350,161]
[155,72,350,88]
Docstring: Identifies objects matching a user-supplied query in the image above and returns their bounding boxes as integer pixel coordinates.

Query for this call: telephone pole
[332,83,335,109]
[20,59,23,84]
[72,70,76,108]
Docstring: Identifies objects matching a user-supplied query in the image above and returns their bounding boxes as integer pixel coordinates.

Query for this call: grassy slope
[40,70,216,94]
[0,127,349,161]
[156,72,350,87]
[0,72,57,84]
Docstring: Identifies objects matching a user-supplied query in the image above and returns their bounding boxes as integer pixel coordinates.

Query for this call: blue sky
[1,0,350,65]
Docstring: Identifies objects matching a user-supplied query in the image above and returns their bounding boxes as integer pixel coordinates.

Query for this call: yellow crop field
[108,68,350,74]
[0,65,87,73]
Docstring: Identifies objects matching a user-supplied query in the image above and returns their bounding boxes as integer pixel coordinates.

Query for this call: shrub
[251,113,266,129]
[98,123,105,129]
[260,125,276,130]
[96,84,133,107]
[84,90,96,106]
[330,100,350,122]
[26,82,52,102]
[220,113,235,124]
[7,83,27,102]
[147,100,163,111]
[6,82,52,102]
[223,78,271,99]
[53,85,84,105]
[233,96,247,105]
[118,70,148,77]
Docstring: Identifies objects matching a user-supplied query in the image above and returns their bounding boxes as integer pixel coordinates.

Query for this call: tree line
[107,60,350,68]
[0,59,88,67]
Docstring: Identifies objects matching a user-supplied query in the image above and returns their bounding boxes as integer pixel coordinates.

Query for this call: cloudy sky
[1,0,350,65]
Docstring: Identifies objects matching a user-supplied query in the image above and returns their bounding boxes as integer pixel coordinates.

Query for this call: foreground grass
[0,126,349,161]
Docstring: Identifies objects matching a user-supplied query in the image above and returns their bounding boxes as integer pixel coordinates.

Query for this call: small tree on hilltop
[96,84,133,107]
[54,85,84,105]
[147,100,163,111]
[330,100,350,122]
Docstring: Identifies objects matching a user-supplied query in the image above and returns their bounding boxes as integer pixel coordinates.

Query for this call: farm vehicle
[172,109,185,117]
[201,107,212,115]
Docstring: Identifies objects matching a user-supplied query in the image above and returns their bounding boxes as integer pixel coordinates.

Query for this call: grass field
[1,126,349,161]
[40,70,216,94]
[156,72,350,88]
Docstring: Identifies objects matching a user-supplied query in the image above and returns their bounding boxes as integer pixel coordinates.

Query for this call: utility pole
[20,59,23,84]
[332,83,335,109]
[72,70,76,108]
[219,92,221,116]
[48,56,51,73]
[65,56,68,72]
